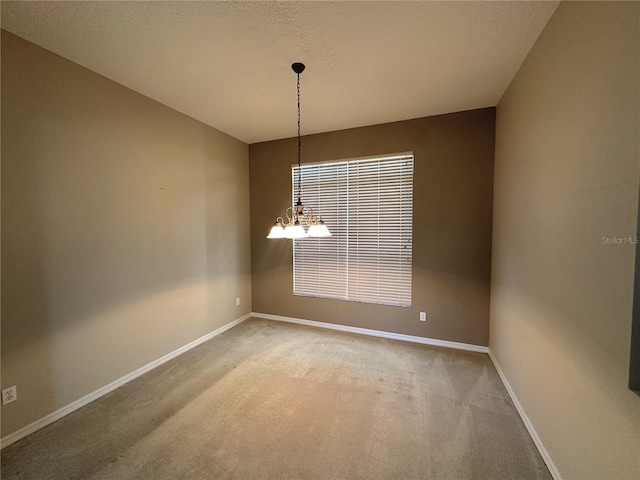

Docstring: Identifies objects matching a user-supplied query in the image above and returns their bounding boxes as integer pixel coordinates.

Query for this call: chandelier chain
[297,72,301,202]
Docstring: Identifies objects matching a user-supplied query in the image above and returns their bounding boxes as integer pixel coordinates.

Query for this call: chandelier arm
[302,206,316,225]
[285,206,295,225]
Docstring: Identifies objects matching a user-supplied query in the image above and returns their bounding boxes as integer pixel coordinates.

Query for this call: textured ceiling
[1,1,559,144]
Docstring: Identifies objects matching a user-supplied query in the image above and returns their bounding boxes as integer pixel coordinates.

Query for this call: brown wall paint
[250,108,495,346]
[1,31,252,436]
[491,2,640,478]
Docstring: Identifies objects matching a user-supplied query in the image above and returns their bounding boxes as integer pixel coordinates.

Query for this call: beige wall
[491,2,640,479]
[250,109,495,346]
[1,31,252,437]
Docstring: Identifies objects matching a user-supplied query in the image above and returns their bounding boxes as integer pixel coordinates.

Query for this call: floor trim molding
[252,312,489,353]
[487,349,562,480]
[0,313,252,450]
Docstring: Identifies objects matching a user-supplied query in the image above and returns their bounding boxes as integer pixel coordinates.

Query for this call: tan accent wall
[250,109,495,346]
[491,2,640,479]
[1,31,252,437]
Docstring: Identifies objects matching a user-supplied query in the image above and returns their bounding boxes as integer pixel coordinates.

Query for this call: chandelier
[267,62,331,239]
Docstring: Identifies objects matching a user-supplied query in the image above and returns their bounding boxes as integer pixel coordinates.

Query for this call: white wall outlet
[2,385,17,405]
[420,312,427,322]
[235,297,240,306]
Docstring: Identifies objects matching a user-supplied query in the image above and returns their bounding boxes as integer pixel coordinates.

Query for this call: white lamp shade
[307,223,332,237]
[284,224,307,239]
[267,223,285,239]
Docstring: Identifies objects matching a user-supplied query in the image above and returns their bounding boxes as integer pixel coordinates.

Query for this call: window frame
[292,152,414,308]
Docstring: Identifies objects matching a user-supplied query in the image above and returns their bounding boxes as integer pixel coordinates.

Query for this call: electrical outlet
[420,312,427,322]
[2,386,17,405]
[235,297,240,306]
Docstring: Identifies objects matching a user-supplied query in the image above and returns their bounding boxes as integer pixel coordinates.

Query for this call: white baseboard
[487,350,562,480]
[0,313,252,449]
[252,312,489,353]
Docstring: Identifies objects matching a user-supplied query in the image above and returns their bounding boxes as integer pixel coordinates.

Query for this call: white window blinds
[293,153,414,307]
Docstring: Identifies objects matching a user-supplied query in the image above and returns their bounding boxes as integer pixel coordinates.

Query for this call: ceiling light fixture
[267,62,331,240]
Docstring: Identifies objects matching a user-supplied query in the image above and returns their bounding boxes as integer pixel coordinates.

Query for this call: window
[293,153,414,307]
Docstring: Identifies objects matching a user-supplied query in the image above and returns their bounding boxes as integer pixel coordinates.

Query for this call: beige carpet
[1,318,551,479]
